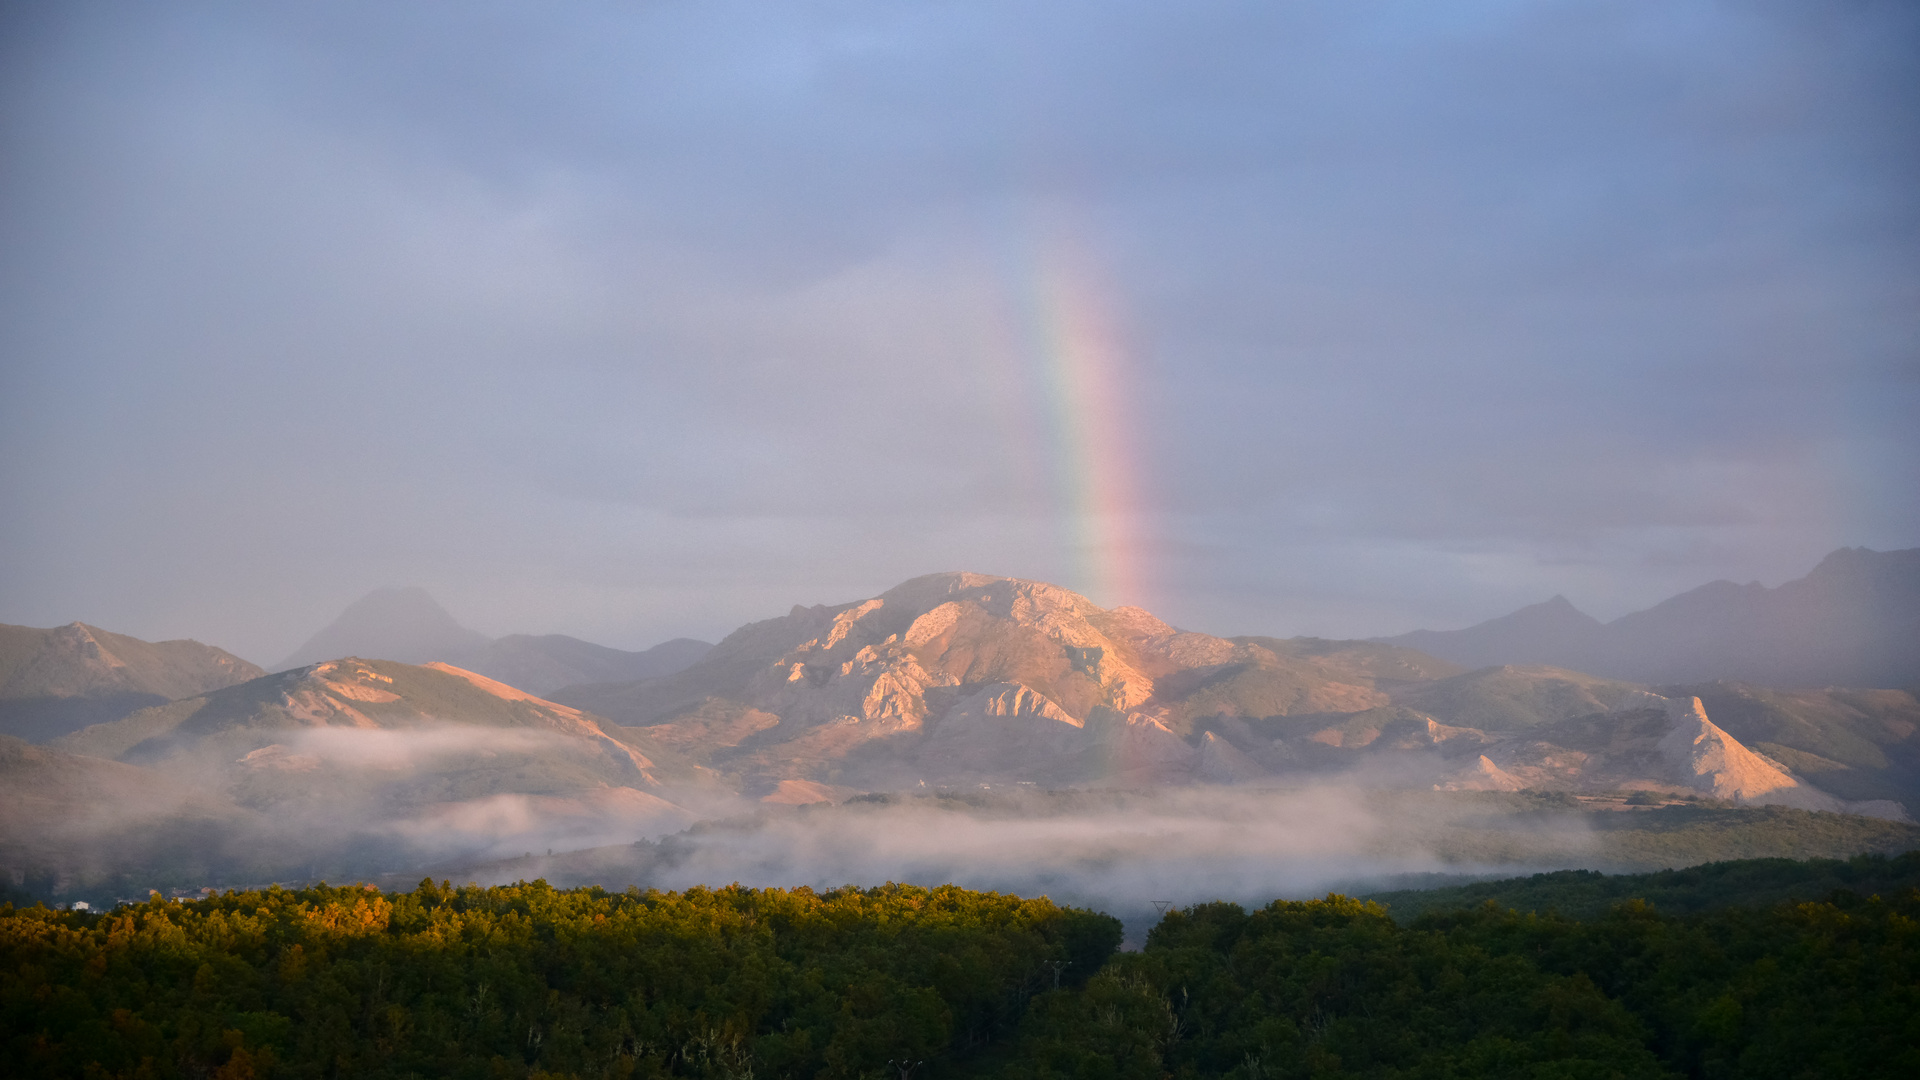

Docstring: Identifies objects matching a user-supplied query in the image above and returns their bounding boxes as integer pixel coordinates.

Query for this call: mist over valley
[4,8,1919,1074]
[6,554,1917,916]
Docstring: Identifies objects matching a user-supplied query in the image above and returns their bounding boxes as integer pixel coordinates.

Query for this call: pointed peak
[336,587,461,620]
[1527,594,1589,615]
[279,587,491,670]
[1495,595,1602,629]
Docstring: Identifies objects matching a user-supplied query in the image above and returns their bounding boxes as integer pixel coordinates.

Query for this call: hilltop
[0,622,263,742]
[12,658,713,896]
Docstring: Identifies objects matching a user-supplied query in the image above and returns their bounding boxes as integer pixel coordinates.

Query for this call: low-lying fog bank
[388,786,1594,940]
[15,782,1920,920]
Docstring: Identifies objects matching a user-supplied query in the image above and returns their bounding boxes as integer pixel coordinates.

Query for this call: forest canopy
[4,858,1916,1079]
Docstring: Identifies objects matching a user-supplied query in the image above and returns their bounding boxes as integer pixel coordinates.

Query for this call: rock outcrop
[1438,692,1848,811]
[545,572,1909,815]
[1653,696,1837,809]
[552,572,1469,792]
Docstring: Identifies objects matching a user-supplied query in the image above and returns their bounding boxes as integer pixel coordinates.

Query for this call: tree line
[3,859,1915,1078]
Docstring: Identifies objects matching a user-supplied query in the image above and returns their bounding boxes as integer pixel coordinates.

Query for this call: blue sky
[2,0,1915,665]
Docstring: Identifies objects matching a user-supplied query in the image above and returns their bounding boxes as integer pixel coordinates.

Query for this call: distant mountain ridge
[278,588,491,669]
[1379,547,1920,689]
[0,622,264,742]
[10,572,1920,902]
[457,635,715,697]
[280,587,712,694]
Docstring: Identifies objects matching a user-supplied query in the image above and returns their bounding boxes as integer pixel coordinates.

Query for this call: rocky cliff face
[556,572,1242,793]
[1433,692,1854,812]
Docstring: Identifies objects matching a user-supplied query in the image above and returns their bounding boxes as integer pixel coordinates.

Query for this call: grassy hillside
[1364,849,1920,921]
[1387,664,1646,731]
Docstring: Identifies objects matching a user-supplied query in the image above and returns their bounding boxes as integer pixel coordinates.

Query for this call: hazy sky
[2,0,1915,666]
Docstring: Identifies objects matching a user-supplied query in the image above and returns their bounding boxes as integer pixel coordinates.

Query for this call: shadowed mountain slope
[278,588,491,670]
[1383,596,1605,671]
[1390,665,1648,732]
[1378,547,1920,689]
[0,734,257,892]
[278,588,711,693]
[0,622,264,743]
[48,659,707,866]
[460,634,712,696]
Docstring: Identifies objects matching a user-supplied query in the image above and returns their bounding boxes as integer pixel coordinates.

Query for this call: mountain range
[5,550,1918,900]
[545,571,1911,816]
[278,587,712,695]
[1380,546,1920,688]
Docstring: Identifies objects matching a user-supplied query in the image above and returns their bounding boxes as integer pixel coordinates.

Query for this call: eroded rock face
[920,682,1088,779]
[1435,693,1848,811]
[674,574,1204,772]
[550,572,1898,813]
[1653,696,1837,809]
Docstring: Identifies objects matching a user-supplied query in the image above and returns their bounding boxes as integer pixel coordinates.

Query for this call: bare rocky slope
[0,622,264,742]
[1666,682,1920,806]
[549,572,1901,815]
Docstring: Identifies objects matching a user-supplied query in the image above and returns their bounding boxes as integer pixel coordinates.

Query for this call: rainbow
[1012,218,1149,610]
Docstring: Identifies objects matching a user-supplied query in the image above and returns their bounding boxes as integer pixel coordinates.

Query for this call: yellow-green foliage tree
[8,867,1917,1079]
[1,879,1120,1079]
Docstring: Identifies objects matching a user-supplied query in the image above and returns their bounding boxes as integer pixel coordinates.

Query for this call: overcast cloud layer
[2,0,1915,665]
